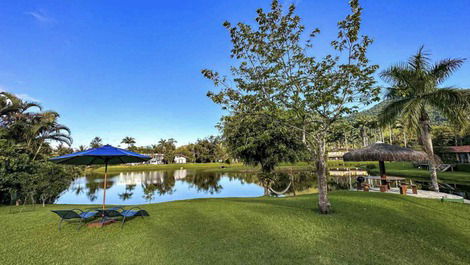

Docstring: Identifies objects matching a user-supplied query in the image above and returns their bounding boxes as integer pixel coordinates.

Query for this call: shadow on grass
[143,193,470,265]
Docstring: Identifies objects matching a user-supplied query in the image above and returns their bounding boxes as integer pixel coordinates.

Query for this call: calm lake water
[55,169,269,205]
[55,168,470,204]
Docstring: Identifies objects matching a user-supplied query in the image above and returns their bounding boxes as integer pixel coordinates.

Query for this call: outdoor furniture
[96,207,150,228]
[343,143,429,192]
[51,209,98,231]
[399,184,408,195]
[364,176,406,191]
[363,183,370,192]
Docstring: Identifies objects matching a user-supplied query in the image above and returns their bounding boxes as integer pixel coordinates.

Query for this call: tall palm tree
[77,145,88,152]
[379,46,470,191]
[0,92,41,126]
[28,111,72,160]
[121,136,136,148]
[90,137,103,148]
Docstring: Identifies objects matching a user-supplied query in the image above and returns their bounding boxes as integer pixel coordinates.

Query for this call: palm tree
[0,92,41,126]
[28,111,72,160]
[77,145,88,152]
[379,46,470,191]
[121,136,136,148]
[90,137,103,148]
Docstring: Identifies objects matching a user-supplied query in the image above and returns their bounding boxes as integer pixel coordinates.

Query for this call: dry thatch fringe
[343,143,429,162]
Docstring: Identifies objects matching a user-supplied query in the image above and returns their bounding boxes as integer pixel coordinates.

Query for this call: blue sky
[0,0,469,148]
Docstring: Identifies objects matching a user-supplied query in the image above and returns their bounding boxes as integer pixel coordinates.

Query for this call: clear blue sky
[0,0,469,148]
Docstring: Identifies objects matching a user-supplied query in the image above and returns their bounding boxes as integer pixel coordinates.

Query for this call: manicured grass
[368,162,470,185]
[91,162,314,174]
[1,192,469,265]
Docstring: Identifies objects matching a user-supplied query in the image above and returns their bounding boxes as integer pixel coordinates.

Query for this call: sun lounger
[51,209,98,231]
[97,207,149,228]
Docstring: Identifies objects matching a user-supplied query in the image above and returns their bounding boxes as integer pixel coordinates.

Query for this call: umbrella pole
[102,162,108,213]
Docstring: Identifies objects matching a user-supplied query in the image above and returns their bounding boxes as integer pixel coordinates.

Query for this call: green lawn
[368,162,470,185]
[1,192,469,265]
[91,162,314,174]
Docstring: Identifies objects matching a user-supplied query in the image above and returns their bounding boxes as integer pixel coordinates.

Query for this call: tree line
[77,135,231,164]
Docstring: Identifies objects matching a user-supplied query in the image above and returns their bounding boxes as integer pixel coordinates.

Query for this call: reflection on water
[56,169,275,205]
[55,168,470,204]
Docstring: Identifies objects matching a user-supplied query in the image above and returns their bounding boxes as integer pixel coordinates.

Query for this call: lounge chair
[97,207,149,228]
[51,209,98,231]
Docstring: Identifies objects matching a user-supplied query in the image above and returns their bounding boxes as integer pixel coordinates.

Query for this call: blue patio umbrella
[50,145,151,210]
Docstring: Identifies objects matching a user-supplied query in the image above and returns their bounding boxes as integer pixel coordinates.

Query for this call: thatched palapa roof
[343,143,429,162]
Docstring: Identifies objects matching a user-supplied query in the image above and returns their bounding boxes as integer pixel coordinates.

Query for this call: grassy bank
[1,192,469,265]
[368,162,470,185]
[91,162,314,174]
[91,161,469,185]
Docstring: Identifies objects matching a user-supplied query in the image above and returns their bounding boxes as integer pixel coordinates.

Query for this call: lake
[56,169,271,205]
[55,168,470,205]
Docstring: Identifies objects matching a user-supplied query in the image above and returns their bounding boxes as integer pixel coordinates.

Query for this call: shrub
[0,141,81,205]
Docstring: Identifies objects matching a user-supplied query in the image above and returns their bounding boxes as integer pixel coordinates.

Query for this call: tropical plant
[0,92,41,126]
[77,145,88,152]
[90,137,103,148]
[379,46,470,191]
[154,138,177,163]
[121,136,136,149]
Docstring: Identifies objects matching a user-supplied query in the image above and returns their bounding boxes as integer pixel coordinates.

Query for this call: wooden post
[379,161,387,190]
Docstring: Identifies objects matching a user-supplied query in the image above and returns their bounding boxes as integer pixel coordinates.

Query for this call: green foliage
[0,141,81,204]
[154,138,177,163]
[379,47,470,132]
[1,92,79,205]
[121,136,136,148]
[191,136,227,163]
[221,111,306,173]
[90,136,103,148]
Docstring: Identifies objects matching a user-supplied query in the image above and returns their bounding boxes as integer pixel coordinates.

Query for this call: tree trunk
[403,131,408,148]
[315,136,331,214]
[361,127,367,147]
[32,141,44,161]
[420,118,439,191]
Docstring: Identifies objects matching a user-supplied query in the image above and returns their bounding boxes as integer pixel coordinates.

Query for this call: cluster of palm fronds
[0,92,72,160]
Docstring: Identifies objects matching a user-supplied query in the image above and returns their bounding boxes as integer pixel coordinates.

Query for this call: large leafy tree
[379,47,470,191]
[203,0,378,213]
[221,111,305,173]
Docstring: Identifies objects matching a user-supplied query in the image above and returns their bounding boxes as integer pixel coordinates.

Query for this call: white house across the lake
[148,154,165,164]
[174,156,187,164]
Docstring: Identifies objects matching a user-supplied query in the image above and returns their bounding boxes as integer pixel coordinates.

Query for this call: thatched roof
[343,143,429,162]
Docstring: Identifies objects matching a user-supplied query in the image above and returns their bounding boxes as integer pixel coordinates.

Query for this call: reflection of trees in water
[72,185,85,196]
[261,171,316,195]
[118,184,136,201]
[86,181,100,202]
[141,173,176,202]
[184,172,223,194]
